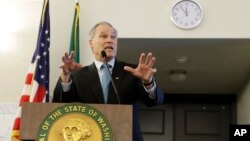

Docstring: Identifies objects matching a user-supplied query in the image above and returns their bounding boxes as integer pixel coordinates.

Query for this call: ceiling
[117,39,250,95]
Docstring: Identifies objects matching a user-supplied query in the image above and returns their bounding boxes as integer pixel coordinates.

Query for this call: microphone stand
[101,50,121,104]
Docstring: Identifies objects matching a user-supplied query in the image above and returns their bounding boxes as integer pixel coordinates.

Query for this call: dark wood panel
[174,104,231,141]
[139,109,165,134]
[185,110,220,135]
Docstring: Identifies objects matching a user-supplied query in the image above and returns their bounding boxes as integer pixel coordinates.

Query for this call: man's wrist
[60,72,71,83]
[142,77,154,86]
[143,79,154,86]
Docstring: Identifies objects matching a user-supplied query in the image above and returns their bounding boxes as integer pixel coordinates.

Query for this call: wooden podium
[20,102,132,141]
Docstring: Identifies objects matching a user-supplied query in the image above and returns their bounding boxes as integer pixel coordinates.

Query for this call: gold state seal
[36,103,113,141]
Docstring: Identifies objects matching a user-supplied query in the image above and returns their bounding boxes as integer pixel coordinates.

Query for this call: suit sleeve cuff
[61,80,72,92]
[144,81,156,99]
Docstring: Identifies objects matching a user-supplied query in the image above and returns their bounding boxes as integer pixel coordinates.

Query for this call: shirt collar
[94,58,115,70]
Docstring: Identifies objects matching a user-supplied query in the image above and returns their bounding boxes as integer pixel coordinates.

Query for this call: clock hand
[180,5,189,16]
[180,5,186,13]
[185,7,189,16]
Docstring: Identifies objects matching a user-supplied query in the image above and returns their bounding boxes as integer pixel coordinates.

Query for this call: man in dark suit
[52,21,164,141]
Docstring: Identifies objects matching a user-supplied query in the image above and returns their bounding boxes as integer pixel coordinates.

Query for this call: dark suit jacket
[52,59,164,141]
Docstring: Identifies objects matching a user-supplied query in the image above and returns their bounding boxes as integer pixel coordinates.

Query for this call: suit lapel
[88,63,105,103]
[107,60,126,103]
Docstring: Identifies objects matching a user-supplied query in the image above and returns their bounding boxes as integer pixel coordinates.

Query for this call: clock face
[171,0,203,29]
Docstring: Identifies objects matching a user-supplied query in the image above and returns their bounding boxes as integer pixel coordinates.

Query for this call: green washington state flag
[69,2,80,63]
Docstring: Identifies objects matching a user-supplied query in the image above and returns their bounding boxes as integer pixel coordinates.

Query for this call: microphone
[101,50,107,58]
[101,50,121,104]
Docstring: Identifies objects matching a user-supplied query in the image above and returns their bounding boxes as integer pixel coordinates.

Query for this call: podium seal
[36,103,114,141]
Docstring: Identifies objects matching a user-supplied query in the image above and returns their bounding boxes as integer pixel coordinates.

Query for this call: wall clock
[170,0,203,29]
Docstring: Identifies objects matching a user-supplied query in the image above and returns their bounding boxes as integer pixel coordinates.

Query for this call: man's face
[89,24,118,62]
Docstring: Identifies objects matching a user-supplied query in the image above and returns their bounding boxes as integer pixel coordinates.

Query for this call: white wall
[0,0,41,103]
[1,0,250,103]
[1,0,250,123]
[1,0,250,140]
[0,104,17,141]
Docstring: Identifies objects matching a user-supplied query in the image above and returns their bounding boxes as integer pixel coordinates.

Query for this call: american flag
[11,0,50,140]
